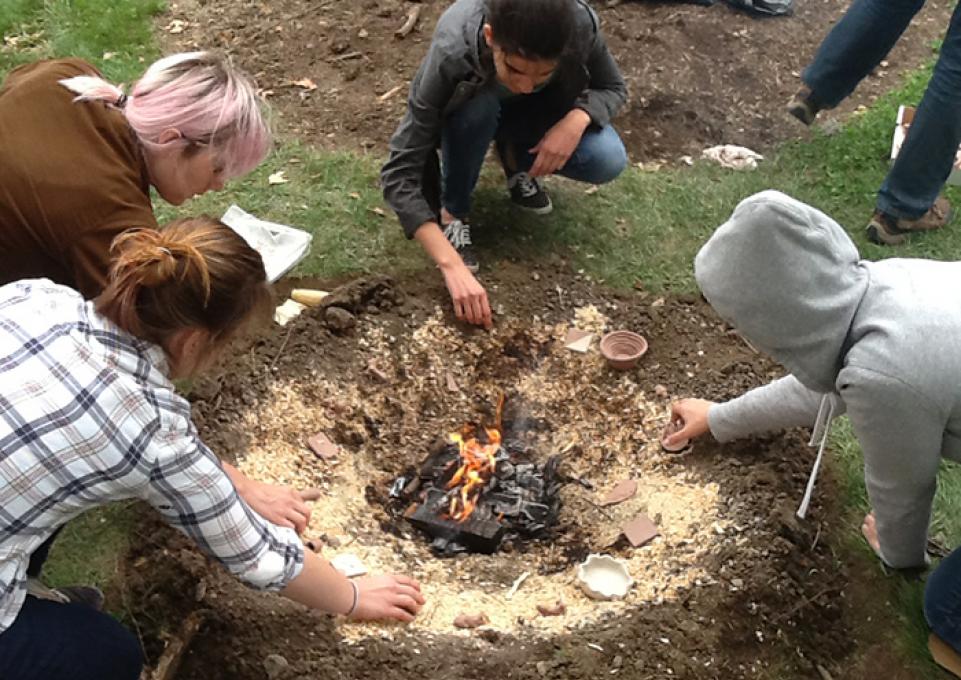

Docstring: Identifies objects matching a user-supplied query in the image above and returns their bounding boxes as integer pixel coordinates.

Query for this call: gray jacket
[697,191,961,569]
[381,0,627,238]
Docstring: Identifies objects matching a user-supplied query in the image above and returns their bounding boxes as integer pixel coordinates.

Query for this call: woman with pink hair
[0,51,271,299]
[0,54,320,596]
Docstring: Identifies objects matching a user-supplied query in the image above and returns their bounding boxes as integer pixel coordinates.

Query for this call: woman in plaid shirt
[0,217,424,679]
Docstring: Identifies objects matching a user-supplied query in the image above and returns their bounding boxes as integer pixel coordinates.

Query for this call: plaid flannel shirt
[0,280,304,633]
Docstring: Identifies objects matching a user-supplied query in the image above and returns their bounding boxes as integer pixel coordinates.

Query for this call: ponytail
[97,217,270,348]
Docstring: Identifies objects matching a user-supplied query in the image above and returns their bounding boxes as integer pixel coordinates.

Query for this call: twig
[377,84,405,102]
[771,586,835,624]
[506,571,530,600]
[810,522,822,552]
[334,51,364,61]
[581,494,615,521]
[394,4,422,38]
[152,610,209,680]
[268,324,295,372]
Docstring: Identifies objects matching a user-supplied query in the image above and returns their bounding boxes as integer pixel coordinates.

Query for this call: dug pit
[123,263,860,679]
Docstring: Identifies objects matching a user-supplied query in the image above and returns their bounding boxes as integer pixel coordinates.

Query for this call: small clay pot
[661,419,690,453]
[599,331,649,370]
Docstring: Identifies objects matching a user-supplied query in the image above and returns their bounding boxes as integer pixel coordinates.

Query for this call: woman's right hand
[440,262,493,329]
[665,398,715,446]
[349,574,425,622]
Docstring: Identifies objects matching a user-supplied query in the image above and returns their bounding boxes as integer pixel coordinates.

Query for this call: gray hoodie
[380,0,627,238]
[697,190,961,569]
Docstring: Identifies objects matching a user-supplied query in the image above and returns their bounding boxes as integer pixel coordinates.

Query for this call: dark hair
[97,217,271,348]
[486,0,576,60]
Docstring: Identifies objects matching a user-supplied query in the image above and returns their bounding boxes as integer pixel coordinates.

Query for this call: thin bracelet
[345,580,359,617]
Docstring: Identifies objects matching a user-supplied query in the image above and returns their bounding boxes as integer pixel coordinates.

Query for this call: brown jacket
[0,58,156,298]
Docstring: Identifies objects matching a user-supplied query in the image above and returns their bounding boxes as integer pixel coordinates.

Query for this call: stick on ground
[152,610,209,680]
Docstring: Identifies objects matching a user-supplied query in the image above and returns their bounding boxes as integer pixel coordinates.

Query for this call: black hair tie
[115,93,128,108]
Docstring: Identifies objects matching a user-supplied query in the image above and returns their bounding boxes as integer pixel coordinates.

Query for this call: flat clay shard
[623,514,659,547]
[564,328,593,353]
[453,613,489,629]
[600,479,638,506]
[307,432,339,460]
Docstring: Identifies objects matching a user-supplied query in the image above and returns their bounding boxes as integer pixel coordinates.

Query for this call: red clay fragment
[536,600,567,617]
[623,514,659,547]
[453,613,489,629]
[600,479,638,506]
[307,432,339,461]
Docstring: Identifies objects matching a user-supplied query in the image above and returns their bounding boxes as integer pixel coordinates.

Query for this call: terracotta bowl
[599,331,649,370]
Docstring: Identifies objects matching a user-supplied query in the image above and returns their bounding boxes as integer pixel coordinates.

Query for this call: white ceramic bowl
[576,554,634,600]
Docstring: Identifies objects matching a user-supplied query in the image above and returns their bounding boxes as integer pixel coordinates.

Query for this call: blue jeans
[441,88,628,218]
[0,596,143,680]
[803,0,961,219]
[926,546,961,653]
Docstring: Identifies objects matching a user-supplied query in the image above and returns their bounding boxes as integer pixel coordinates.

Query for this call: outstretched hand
[663,398,715,447]
[349,574,425,622]
[441,262,493,329]
[239,480,322,535]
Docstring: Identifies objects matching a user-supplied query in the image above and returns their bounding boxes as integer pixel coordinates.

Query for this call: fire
[445,396,505,522]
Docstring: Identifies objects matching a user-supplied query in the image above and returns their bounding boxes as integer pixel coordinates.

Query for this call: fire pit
[393,397,563,555]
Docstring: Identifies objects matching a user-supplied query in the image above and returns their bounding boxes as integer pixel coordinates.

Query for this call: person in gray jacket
[381,0,628,329]
[663,190,961,658]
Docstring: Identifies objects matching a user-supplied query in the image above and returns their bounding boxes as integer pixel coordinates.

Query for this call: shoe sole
[513,201,553,216]
[866,222,908,246]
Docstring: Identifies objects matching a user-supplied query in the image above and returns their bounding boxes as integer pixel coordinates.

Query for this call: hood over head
[694,191,869,393]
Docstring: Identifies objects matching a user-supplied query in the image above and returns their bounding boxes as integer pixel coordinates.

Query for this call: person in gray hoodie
[663,190,961,657]
[380,0,628,329]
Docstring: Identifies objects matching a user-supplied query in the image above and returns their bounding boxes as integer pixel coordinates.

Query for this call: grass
[3,3,960,673]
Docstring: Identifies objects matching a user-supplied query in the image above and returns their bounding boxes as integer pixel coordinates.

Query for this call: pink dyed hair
[60,52,270,180]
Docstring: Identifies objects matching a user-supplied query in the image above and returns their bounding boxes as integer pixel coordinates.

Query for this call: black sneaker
[508,172,553,214]
[787,86,820,126]
[443,219,479,273]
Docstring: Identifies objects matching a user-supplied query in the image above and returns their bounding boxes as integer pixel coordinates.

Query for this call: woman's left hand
[528,109,591,178]
[240,480,322,534]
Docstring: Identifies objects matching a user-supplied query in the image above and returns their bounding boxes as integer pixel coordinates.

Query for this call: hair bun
[139,244,179,287]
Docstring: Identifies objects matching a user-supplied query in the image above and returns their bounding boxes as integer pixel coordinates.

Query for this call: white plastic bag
[220,205,312,283]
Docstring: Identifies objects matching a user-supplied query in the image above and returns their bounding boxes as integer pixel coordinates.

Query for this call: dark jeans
[803,0,961,219]
[0,596,143,680]
[0,529,143,680]
[926,546,961,653]
[441,87,628,218]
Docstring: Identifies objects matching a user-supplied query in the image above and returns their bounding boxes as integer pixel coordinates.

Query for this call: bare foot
[861,511,881,556]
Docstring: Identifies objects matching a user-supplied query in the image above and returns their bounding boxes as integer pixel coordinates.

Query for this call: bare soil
[118,264,909,679]
[158,0,956,160]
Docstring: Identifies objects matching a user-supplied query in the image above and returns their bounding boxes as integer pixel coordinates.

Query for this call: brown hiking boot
[865,197,953,246]
[787,86,821,126]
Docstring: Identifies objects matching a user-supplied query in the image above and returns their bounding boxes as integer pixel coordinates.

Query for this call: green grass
[3,3,959,672]
[1,0,163,77]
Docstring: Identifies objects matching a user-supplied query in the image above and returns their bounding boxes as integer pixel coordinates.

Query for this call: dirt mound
[123,264,863,679]
[158,0,953,160]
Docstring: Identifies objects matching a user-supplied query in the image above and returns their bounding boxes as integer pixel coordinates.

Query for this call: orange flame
[445,397,506,522]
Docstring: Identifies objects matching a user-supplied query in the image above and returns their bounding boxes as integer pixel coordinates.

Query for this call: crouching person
[381,0,628,328]
[0,217,424,680]
[663,191,961,666]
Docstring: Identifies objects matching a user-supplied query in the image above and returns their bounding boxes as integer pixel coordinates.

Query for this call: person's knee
[576,130,628,184]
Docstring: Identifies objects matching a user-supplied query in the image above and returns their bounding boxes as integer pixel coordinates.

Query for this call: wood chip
[394,4,422,38]
[307,432,339,460]
[623,514,659,547]
[330,553,367,577]
[600,479,638,506]
[445,372,459,393]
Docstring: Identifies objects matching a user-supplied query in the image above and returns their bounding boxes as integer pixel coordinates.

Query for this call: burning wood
[395,396,563,555]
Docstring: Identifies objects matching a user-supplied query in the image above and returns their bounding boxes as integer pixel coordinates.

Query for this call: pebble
[263,654,290,680]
